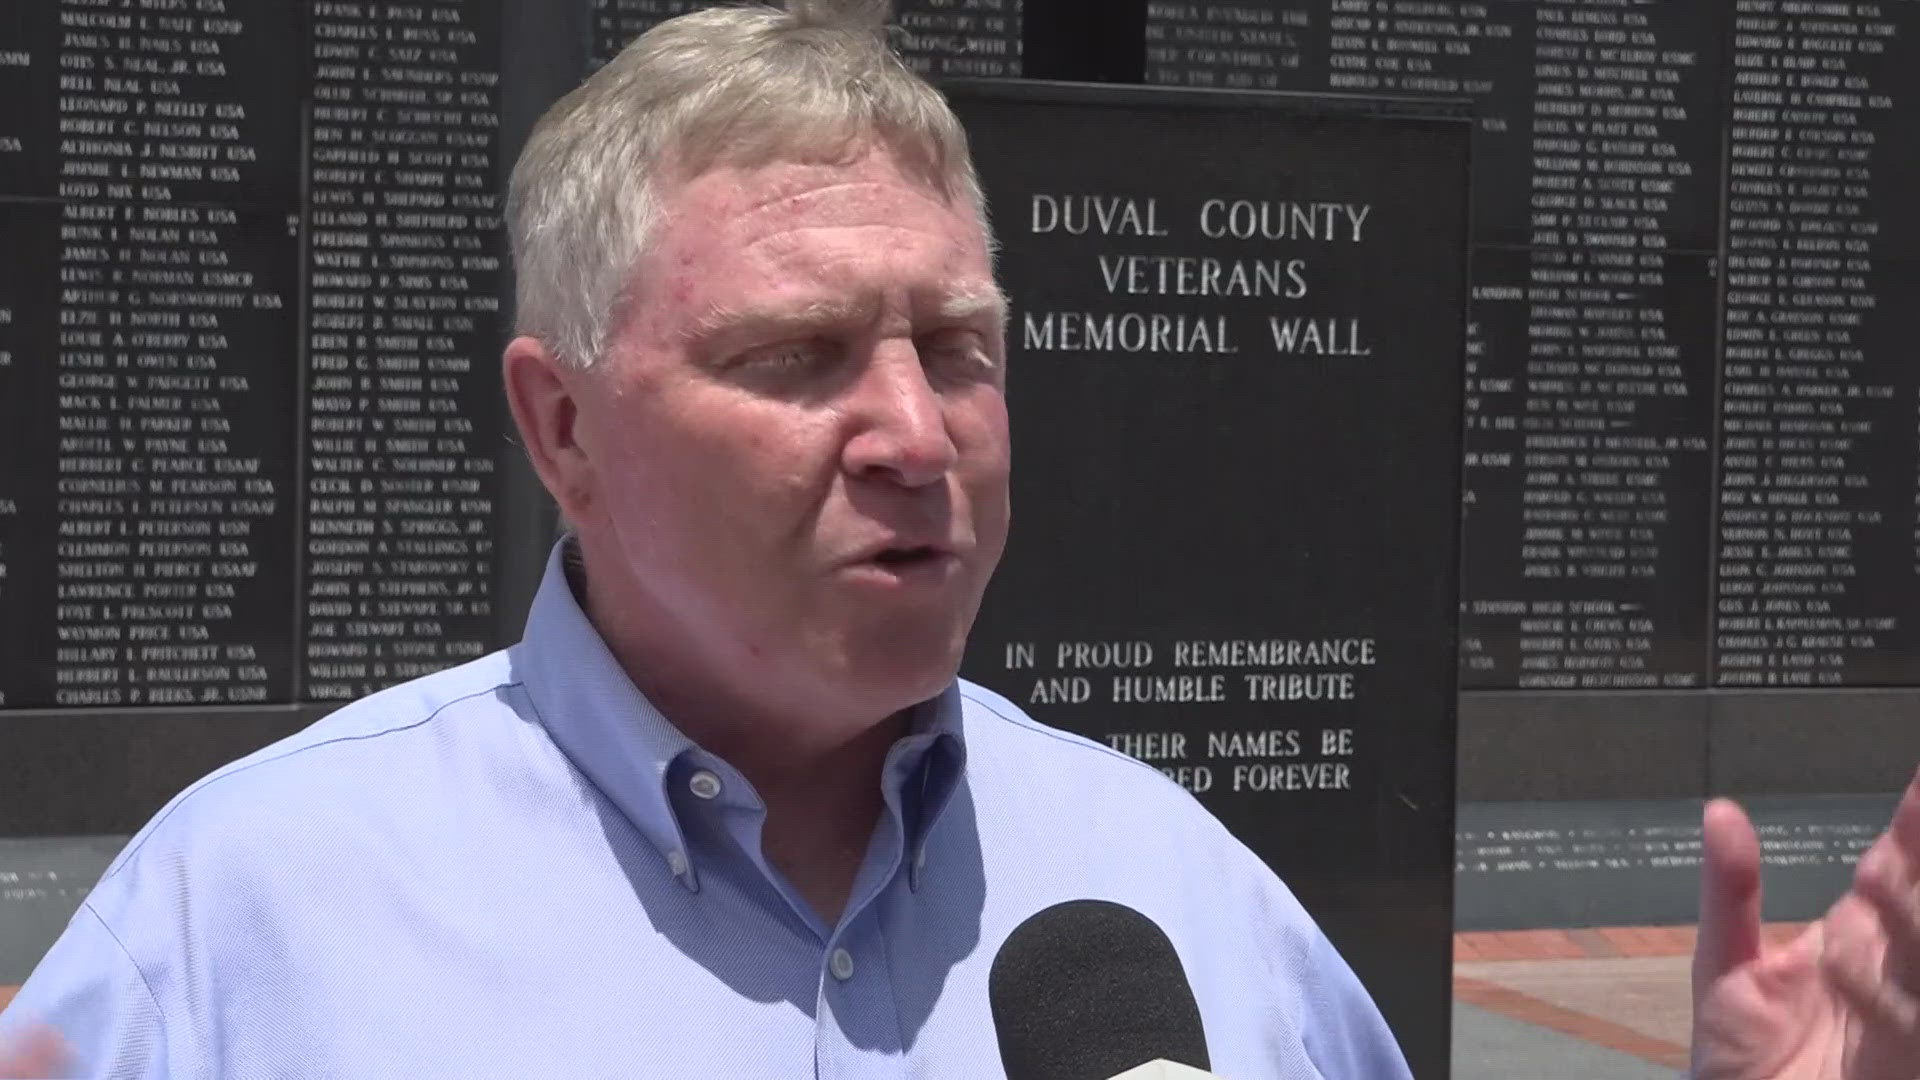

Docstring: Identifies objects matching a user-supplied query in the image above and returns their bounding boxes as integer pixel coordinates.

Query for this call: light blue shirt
[3,543,1410,1079]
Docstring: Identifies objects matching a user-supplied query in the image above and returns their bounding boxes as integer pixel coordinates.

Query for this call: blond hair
[507,0,985,368]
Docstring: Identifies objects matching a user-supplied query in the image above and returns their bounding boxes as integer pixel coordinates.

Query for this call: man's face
[573,147,1010,726]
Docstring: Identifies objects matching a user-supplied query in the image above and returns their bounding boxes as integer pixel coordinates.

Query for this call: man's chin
[832,638,965,712]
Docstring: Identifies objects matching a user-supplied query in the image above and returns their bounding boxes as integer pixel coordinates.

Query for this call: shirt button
[666,850,688,877]
[688,770,723,800]
[829,948,855,981]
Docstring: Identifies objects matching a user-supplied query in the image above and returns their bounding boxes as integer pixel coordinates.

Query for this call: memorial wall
[1130,0,1920,932]
[5,1,1913,759]
[946,84,1468,1073]
[0,0,507,712]
[6,0,1914,757]
[1147,0,1920,694]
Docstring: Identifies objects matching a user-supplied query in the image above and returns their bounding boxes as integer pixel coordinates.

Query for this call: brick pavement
[1452,923,1810,1071]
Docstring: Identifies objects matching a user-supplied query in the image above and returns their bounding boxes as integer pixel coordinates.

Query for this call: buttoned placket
[649,716,957,1079]
[813,748,932,1079]
[814,884,909,1076]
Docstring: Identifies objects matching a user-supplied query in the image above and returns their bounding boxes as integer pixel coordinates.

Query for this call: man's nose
[841,340,959,487]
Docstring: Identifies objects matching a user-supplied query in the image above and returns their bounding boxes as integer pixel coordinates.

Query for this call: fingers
[1850,768,1920,997]
[1824,895,1916,1023]
[1879,765,1920,854]
[1808,769,1920,1073]
[1853,837,1920,978]
[1822,891,1920,1077]
[1696,797,1765,1003]
[0,1026,69,1079]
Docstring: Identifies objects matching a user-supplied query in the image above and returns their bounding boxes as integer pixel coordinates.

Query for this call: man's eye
[735,340,833,375]
[920,330,998,379]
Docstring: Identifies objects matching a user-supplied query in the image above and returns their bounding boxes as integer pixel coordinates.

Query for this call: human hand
[0,1025,67,1078]
[1691,771,1920,1078]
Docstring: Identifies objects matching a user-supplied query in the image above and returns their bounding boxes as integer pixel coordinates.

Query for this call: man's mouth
[871,545,945,567]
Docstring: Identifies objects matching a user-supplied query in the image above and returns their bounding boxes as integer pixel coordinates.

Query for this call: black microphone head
[988,899,1211,1080]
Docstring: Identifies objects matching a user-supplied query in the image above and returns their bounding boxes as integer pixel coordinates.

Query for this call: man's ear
[503,335,597,524]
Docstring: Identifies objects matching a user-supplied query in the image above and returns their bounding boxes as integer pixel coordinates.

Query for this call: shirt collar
[885,682,968,892]
[511,538,969,893]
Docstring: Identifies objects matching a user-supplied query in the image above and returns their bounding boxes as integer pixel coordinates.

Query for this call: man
[4,1,1920,1076]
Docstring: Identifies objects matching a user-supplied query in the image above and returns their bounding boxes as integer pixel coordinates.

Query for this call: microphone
[988,899,1216,1080]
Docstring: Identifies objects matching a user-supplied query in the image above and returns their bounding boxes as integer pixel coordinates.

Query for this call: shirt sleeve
[1,903,170,1080]
[1299,927,1415,1080]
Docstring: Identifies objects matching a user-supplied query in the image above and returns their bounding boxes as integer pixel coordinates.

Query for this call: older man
[0,2,1399,1076]
[6,1,1920,1077]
